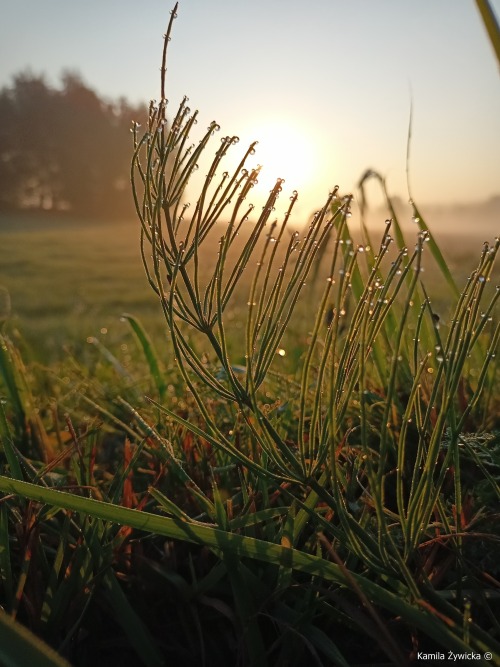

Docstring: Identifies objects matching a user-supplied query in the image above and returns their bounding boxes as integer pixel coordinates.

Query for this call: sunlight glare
[247,120,316,194]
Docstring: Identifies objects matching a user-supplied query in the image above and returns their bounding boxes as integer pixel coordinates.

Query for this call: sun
[245,120,316,193]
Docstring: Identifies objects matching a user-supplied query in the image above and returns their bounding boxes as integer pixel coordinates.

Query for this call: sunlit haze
[1,0,499,225]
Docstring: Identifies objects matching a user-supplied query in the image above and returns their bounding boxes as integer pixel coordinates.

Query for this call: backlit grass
[1,3,499,666]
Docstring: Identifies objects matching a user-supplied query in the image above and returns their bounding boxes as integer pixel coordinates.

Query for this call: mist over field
[364,195,500,238]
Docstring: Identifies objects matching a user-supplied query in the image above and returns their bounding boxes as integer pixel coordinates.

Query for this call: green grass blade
[411,202,460,299]
[0,503,14,610]
[0,402,23,481]
[0,334,25,428]
[0,609,72,667]
[223,554,268,667]
[103,571,165,667]
[1,476,499,660]
[476,0,500,67]
[121,313,167,400]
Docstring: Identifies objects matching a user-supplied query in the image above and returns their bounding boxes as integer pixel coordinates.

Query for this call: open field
[0,213,161,360]
[1,211,498,363]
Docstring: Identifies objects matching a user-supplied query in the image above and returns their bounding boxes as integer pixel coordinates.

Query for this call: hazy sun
[246,120,315,193]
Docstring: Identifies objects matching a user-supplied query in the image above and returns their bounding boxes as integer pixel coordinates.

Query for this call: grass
[0,214,162,360]
[0,211,496,367]
[1,2,500,666]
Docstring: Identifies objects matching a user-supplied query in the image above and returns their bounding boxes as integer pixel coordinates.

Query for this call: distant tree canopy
[0,71,147,217]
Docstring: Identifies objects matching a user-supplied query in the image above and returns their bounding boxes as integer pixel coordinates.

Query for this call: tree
[0,71,147,217]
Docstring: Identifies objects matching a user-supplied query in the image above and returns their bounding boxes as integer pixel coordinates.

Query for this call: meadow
[1,211,496,363]
[0,214,161,359]
[1,4,500,667]
[1,166,499,667]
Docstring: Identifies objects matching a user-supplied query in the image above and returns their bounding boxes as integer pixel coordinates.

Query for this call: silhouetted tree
[0,71,146,217]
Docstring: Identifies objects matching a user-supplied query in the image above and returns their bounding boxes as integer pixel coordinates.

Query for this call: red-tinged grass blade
[121,437,136,509]
[0,609,72,667]
[1,475,499,662]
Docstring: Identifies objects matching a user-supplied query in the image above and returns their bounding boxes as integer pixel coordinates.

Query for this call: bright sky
[1,1,499,220]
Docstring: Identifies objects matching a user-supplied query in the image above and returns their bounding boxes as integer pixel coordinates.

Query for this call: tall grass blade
[0,503,13,611]
[476,0,500,68]
[0,609,72,667]
[121,313,167,400]
[1,475,499,660]
[103,571,165,667]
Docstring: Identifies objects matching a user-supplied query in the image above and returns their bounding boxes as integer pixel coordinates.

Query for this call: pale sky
[1,1,499,220]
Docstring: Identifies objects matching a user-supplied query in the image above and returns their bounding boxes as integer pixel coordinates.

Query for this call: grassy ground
[0,213,161,360]
[1,201,499,666]
[1,212,500,666]
[1,211,497,364]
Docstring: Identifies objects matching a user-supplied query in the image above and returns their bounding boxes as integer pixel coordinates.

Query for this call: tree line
[0,71,147,218]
